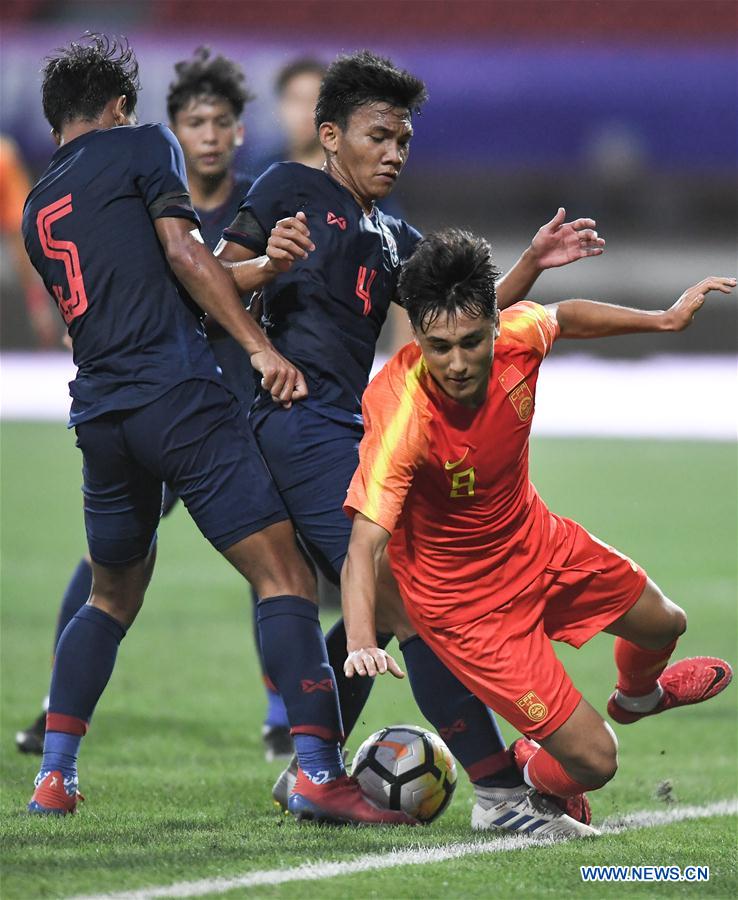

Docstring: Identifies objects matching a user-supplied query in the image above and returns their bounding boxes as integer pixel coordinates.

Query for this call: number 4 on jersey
[355,265,377,316]
[36,194,89,323]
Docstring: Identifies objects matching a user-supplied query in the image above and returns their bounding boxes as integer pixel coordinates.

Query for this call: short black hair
[275,57,327,96]
[167,47,254,121]
[41,34,140,133]
[398,230,500,331]
[315,50,427,130]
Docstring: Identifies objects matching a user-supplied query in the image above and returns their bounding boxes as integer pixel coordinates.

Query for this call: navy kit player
[218,51,606,828]
[15,47,293,763]
[22,36,412,825]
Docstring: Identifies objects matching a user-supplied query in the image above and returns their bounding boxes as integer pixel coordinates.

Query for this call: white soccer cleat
[271,753,298,812]
[471,788,599,839]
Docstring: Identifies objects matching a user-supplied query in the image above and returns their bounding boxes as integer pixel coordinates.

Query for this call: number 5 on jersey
[36,194,89,323]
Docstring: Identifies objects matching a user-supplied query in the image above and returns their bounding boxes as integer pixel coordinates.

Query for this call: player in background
[23,35,411,826]
[218,50,605,829]
[342,228,734,836]
[0,134,60,347]
[15,48,293,764]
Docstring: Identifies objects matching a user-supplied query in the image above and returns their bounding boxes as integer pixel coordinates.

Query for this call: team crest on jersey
[516,690,548,722]
[499,365,533,420]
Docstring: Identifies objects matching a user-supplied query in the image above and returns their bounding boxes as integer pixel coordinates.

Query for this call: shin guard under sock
[257,596,343,747]
[325,618,391,740]
[615,637,678,698]
[523,747,595,799]
[44,604,127,780]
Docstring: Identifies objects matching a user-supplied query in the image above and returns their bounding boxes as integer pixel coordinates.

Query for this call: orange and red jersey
[345,300,566,627]
[0,135,32,234]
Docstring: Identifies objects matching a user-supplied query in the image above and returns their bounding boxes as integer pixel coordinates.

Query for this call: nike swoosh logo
[705,665,727,694]
[444,449,469,470]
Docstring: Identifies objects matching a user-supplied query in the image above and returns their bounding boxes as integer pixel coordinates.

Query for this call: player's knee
[567,726,618,788]
[670,604,687,639]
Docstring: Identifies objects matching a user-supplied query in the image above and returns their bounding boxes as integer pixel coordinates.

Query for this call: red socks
[524,748,594,798]
[614,637,677,696]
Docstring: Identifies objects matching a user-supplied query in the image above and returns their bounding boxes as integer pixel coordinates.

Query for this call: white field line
[71,798,737,900]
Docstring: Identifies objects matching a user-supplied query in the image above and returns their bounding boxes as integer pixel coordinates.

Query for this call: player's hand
[344,647,405,680]
[250,345,308,408]
[662,276,736,332]
[529,208,605,269]
[266,211,315,274]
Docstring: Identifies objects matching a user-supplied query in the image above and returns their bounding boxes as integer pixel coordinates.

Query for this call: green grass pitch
[1,423,736,898]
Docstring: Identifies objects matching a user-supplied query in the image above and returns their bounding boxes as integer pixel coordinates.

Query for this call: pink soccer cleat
[608,656,733,725]
[288,769,417,826]
[28,770,84,815]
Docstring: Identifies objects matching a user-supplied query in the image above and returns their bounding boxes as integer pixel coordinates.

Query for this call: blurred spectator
[0,135,60,348]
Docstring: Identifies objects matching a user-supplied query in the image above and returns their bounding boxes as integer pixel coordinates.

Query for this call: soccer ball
[351,724,457,822]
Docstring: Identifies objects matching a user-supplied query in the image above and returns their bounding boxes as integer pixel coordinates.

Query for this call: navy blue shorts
[75,379,287,567]
[251,402,362,582]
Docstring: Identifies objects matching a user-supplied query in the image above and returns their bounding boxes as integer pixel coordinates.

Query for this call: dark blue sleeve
[400,222,423,260]
[222,163,296,254]
[132,125,199,224]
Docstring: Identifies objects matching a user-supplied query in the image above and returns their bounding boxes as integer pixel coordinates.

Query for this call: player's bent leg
[604,577,686,650]
[534,698,618,792]
[16,555,94,755]
[29,552,153,815]
[603,578,732,723]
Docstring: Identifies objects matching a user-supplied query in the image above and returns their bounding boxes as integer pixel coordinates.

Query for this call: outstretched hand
[529,208,605,269]
[266,211,315,274]
[344,646,405,680]
[662,276,736,332]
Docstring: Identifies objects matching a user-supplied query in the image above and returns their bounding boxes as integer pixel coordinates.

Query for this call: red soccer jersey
[345,301,564,627]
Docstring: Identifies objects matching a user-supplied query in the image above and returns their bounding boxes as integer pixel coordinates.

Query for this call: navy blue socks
[324,618,391,739]
[257,596,345,782]
[43,604,127,780]
[400,636,522,788]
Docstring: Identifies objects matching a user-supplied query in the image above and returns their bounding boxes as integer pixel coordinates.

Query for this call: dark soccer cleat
[288,769,417,826]
[28,770,84,815]
[608,656,734,725]
[15,711,46,755]
[510,737,592,826]
[262,724,294,763]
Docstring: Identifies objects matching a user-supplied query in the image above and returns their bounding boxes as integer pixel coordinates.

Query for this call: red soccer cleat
[608,656,733,725]
[510,738,592,826]
[28,770,84,815]
[288,769,417,826]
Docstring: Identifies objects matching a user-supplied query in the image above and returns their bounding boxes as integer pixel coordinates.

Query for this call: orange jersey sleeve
[497,301,559,357]
[344,347,431,534]
[0,136,32,234]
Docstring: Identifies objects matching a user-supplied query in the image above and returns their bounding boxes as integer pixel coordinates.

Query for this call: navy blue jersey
[22,124,220,426]
[197,174,252,250]
[195,173,256,404]
[223,163,421,423]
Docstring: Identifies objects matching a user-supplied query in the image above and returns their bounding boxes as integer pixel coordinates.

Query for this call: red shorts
[403,517,647,741]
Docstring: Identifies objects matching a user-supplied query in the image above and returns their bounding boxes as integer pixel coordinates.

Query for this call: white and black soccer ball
[351,724,457,823]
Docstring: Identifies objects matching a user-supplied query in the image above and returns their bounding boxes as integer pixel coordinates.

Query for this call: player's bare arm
[342,514,405,680]
[215,211,314,290]
[496,207,605,310]
[155,216,308,407]
[551,276,736,338]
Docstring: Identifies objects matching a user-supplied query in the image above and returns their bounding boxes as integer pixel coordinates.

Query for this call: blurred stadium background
[1,0,736,361]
